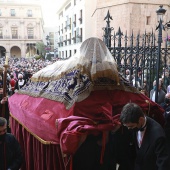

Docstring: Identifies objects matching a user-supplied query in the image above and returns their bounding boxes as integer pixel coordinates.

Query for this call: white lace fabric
[31,37,120,84]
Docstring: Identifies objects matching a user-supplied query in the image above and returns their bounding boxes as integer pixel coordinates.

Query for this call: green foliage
[36,42,46,57]
[34,54,42,60]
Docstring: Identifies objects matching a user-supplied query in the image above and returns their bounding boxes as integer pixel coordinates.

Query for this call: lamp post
[155,5,166,103]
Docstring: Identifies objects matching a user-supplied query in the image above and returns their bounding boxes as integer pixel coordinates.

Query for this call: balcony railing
[72,37,76,43]
[73,21,76,26]
[28,35,34,39]
[63,40,67,45]
[0,35,38,39]
[12,35,18,39]
[79,18,82,24]
[67,24,71,29]
[77,35,82,42]
[28,14,32,17]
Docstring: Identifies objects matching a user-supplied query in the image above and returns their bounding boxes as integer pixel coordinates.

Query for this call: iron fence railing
[103,10,170,97]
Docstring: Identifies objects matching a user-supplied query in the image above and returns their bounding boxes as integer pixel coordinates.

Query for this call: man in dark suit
[120,102,169,170]
[0,117,23,170]
[150,79,166,105]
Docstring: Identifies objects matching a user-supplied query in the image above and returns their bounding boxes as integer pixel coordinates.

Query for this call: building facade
[0,0,44,58]
[43,26,58,58]
[94,0,170,40]
[57,0,97,59]
[56,0,170,59]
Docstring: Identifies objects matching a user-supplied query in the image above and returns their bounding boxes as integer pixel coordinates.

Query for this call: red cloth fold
[8,89,165,155]
[56,115,120,155]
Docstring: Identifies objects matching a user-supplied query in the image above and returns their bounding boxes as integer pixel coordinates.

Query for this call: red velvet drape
[10,117,70,170]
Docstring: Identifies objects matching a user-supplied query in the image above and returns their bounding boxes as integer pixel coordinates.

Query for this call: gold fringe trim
[31,64,89,82]
[31,64,120,85]
[10,113,58,145]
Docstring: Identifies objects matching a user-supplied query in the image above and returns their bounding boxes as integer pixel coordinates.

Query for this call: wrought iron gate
[103,11,170,97]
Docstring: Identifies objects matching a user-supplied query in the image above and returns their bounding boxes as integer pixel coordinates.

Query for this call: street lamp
[155,5,166,103]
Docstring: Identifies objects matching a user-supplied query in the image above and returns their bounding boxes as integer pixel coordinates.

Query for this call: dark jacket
[150,89,166,105]
[134,117,169,170]
[0,133,23,170]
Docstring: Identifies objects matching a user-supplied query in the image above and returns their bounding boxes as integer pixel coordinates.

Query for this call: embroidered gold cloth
[17,37,138,109]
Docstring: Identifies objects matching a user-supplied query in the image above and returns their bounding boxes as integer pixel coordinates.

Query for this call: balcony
[72,37,76,43]
[73,21,76,26]
[63,40,67,45]
[28,35,34,39]
[0,35,39,40]
[67,24,71,29]
[12,35,18,39]
[76,34,82,42]
[67,39,71,44]
[11,14,15,16]
[79,18,82,24]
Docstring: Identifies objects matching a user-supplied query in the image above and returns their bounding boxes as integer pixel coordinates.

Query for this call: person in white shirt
[150,80,166,105]
[120,102,169,170]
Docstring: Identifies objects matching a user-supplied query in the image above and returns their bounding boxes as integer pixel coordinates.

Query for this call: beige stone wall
[93,0,170,44]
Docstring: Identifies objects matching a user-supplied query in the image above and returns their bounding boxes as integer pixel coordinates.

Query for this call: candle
[5,56,8,65]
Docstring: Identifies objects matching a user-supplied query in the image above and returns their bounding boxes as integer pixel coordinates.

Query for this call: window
[0,27,3,39]
[27,10,32,17]
[11,9,15,16]
[73,30,76,43]
[146,16,151,25]
[66,50,67,58]
[59,11,63,19]
[58,26,60,35]
[68,18,71,29]
[60,36,63,47]
[64,35,67,45]
[64,21,67,31]
[61,24,63,33]
[73,14,76,27]
[68,33,71,44]
[79,10,82,24]
[69,50,72,57]
[27,28,34,39]
[11,27,18,39]
[80,28,82,42]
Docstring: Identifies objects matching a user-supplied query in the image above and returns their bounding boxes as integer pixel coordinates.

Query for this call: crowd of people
[0,57,57,96]
[0,56,57,170]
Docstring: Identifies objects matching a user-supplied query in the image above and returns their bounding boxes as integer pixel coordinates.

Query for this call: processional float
[8,37,164,170]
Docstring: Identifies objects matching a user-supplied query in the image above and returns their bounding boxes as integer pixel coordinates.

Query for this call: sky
[40,0,64,26]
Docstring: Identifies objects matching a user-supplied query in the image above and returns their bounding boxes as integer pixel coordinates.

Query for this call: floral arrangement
[164,36,170,42]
